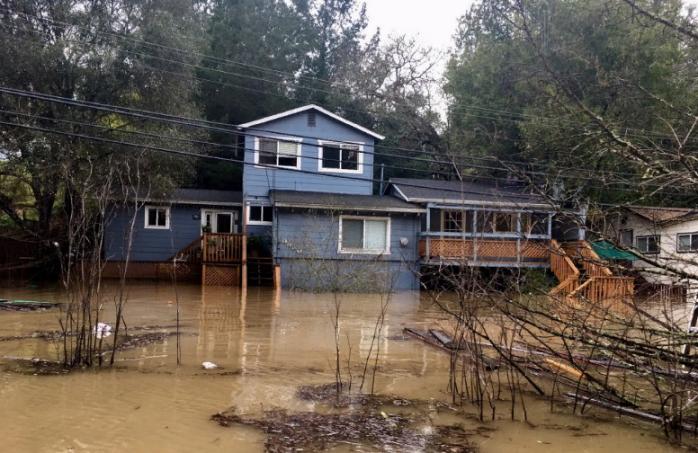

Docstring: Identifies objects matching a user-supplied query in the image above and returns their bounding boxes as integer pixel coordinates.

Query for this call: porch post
[472,209,478,262]
[516,212,522,264]
[425,204,431,259]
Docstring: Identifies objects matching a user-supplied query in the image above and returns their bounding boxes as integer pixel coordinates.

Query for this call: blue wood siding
[105,204,235,262]
[242,112,375,202]
[273,209,420,291]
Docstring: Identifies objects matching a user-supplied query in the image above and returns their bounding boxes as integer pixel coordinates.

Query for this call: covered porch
[419,205,553,266]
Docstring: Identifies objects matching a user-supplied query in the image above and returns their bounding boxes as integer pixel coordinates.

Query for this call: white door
[202,210,238,233]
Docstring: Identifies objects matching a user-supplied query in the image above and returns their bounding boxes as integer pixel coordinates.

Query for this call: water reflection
[0,283,682,453]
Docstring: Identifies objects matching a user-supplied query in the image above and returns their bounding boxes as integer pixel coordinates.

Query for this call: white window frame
[144,206,170,230]
[318,140,364,174]
[338,215,391,255]
[247,204,273,225]
[677,232,698,253]
[254,136,302,170]
[201,209,238,234]
[636,234,660,254]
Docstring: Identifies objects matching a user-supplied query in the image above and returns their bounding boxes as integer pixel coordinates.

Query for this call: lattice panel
[430,239,474,258]
[476,240,517,259]
[203,264,241,286]
[520,241,550,260]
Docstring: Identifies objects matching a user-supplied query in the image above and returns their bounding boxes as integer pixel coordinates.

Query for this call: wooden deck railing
[419,237,549,263]
[169,237,203,264]
[568,276,634,305]
[562,241,612,277]
[549,239,580,296]
[202,233,244,264]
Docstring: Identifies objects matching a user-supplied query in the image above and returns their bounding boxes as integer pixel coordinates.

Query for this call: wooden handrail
[169,236,203,263]
[549,240,580,295]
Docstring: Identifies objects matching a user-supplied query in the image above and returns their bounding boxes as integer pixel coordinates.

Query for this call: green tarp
[591,240,637,261]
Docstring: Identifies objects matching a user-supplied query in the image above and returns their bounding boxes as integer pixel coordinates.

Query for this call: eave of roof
[269,190,425,214]
[238,104,385,140]
[389,179,553,209]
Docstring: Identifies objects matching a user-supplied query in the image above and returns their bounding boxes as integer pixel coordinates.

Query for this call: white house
[609,206,698,286]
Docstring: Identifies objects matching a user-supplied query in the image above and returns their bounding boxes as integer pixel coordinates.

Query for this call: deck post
[273,264,281,289]
[241,204,248,289]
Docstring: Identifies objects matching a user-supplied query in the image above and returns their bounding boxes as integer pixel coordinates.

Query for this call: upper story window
[144,206,170,229]
[339,216,390,254]
[319,141,362,173]
[677,233,698,252]
[256,137,301,169]
[636,235,660,254]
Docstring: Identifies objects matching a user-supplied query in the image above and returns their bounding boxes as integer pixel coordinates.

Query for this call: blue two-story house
[239,105,423,291]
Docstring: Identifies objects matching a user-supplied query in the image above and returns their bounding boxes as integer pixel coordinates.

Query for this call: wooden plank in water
[0,299,59,310]
[429,329,456,349]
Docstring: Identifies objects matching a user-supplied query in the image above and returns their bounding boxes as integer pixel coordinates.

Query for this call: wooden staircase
[549,240,634,308]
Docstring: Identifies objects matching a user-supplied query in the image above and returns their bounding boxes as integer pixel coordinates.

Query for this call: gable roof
[269,190,424,213]
[238,104,385,140]
[389,178,552,208]
[624,206,698,225]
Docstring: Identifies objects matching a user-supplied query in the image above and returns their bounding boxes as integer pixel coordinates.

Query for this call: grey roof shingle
[389,178,550,207]
[269,190,425,213]
[127,188,242,206]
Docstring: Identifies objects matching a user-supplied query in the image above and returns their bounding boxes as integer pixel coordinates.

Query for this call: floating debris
[202,361,218,370]
[94,322,112,339]
[211,406,475,452]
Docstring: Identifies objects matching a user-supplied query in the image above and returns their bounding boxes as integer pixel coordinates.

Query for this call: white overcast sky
[364,0,475,115]
[365,0,474,53]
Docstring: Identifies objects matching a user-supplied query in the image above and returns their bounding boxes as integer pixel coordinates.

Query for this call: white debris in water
[202,361,218,370]
[94,322,112,339]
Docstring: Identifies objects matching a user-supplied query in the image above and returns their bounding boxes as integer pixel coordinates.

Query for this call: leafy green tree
[0,0,205,237]
[445,0,698,205]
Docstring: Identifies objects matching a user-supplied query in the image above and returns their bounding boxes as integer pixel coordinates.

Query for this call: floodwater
[0,282,684,452]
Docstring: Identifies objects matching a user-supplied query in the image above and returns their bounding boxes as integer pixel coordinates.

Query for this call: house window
[441,210,474,233]
[478,212,517,233]
[619,229,633,247]
[339,216,390,254]
[677,233,698,252]
[319,142,362,172]
[144,206,169,229]
[521,213,549,235]
[256,137,300,169]
[636,235,660,254]
[248,205,273,224]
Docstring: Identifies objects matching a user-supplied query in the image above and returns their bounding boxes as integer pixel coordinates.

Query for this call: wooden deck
[419,236,635,309]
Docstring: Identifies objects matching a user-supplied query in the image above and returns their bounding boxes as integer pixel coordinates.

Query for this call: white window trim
[144,206,170,230]
[253,135,303,170]
[676,232,698,253]
[201,209,238,233]
[318,140,364,174]
[338,215,391,255]
[636,234,660,254]
[246,203,273,225]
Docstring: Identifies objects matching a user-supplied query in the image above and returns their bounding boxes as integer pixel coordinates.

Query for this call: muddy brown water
[0,282,683,452]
